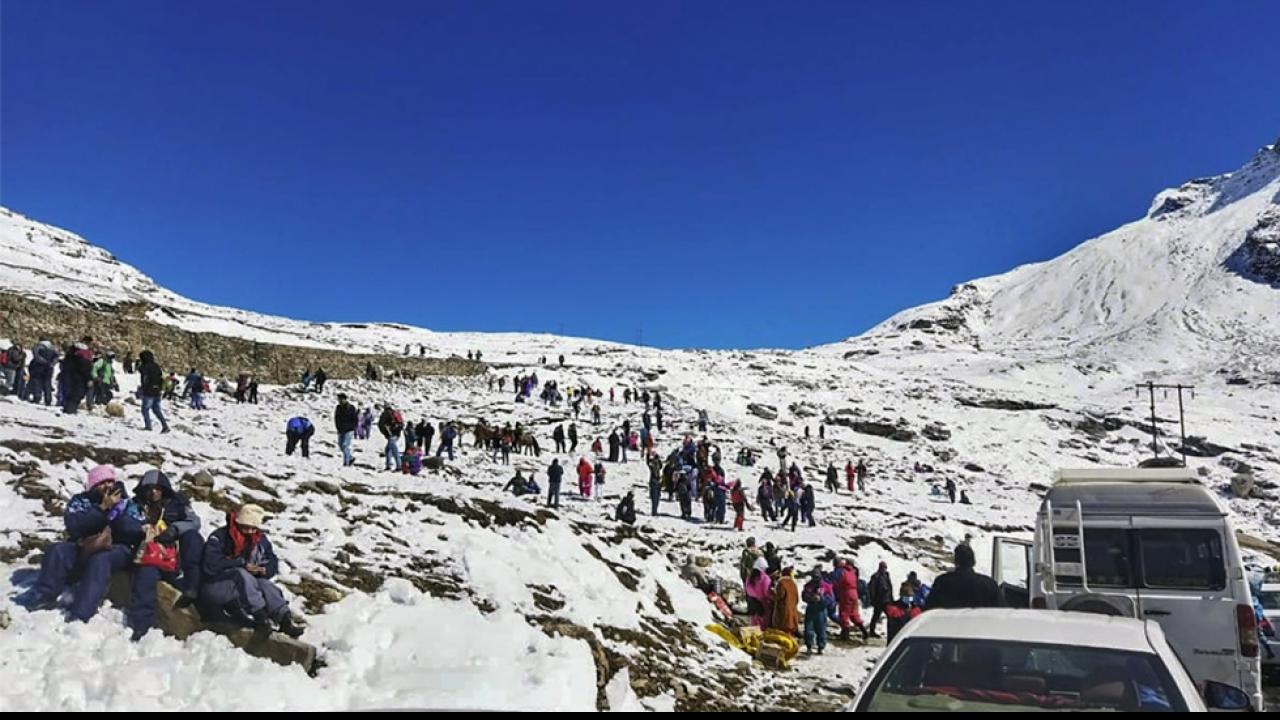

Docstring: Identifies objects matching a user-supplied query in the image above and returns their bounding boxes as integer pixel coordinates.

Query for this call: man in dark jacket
[1,342,23,396]
[378,406,404,471]
[199,503,302,637]
[137,350,171,433]
[546,459,564,508]
[23,465,158,639]
[800,483,816,527]
[335,394,359,466]
[615,491,637,525]
[313,367,327,393]
[567,422,578,453]
[647,455,662,515]
[285,417,315,458]
[26,339,58,405]
[867,561,895,637]
[61,340,93,414]
[133,468,204,604]
[925,544,1000,610]
[552,424,566,453]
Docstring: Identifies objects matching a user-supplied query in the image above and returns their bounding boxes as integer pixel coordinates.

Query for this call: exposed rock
[825,416,914,442]
[957,396,1056,411]
[963,463,985,473]
[1176,436,1236,458]
[1226,377,1250,386]
[0,291,482,385]
[300,480,340,495]
[0,439,164,469]
[788,402,820,418]
[1220,456,1253,474]
[922,423,951,442]
[746,403,778,421]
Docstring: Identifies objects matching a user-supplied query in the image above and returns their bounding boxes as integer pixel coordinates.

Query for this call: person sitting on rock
[615,491,637,525]
[503,470,532,496]
[21,464,158,640]
[198,503,303,638]
[133,468,204,607]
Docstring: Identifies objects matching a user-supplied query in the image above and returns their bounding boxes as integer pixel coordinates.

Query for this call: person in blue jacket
[285,416,315,457]
[133,468,204,605]
[198,503,303,638]
[21,464,162,640]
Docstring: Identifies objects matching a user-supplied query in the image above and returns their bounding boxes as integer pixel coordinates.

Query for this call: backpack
[858,578,870,607]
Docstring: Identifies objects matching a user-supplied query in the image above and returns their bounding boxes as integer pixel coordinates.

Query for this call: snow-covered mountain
[1,139,1278,712]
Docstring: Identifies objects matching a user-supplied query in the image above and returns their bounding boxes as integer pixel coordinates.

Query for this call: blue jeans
[142,396,169,431]
[384,438,401,470]
[190,392,205,410]
[804,605,828,650]
[339,431,354,466]
[436,440,454,461]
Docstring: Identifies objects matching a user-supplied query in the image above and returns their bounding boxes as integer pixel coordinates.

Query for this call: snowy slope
[1,139,1279,711]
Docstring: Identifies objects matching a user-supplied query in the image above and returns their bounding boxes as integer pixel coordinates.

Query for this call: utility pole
[1134,382,1195,466]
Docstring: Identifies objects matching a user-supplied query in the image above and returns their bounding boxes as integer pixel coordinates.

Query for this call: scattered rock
[922,423,951,441]
[1220,456,1253,474]
[746,404,778,421]
[104,402,124,418]
[964,463,985,473]
[300,480,340,495]
[1177,436,1236,457]
[957,397,1056,411]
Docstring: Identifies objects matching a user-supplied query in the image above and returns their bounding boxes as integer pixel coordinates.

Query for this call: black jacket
[138,351,164,398]
[869,569,895,605]
[335,401,359,433]
[547,462,564,484]
[925,568,1000,610]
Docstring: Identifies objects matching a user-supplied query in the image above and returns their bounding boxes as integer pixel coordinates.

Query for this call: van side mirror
[1203,681,1251,711]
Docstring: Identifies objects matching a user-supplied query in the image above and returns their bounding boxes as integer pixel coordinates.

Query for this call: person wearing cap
[199,503,303,637]
[132,468,204,607]
[21,464,156,637]
[334,394,359,467]
[924,543,1000,611]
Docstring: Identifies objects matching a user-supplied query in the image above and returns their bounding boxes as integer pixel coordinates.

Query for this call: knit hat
[752,557,768,572]
[85,464,118,492]
[238,503,268,529]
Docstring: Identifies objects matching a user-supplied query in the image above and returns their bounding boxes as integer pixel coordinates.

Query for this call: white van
[992,468,1263,711]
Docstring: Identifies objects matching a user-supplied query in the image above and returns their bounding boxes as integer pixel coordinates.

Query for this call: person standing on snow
[61,339,93,414]
[757,474,776,522]
[138,350,170,433]
[546,458,564,508]
[803,568,830,654]
[744,557,773,629]
[697,409,709,433]
[567,422,579,453]
[945,476,957,504]
[647,453,662,515]
[924,544,1000,610]
[577,457,594,499]
[831,558,867,640]
[730,480,751,531]
[845,461,856,493]
[780,489,799,532]
[800,483,816,527]
[334,394,359,466]
[313,368,327,393]
[285,416,315,458]
[771,566,801,636]
[185,368,206,410]
[26,339,58,406]
[436,422,457,461]
[856,459,868,492]
[866,561,895,638]
[378,406,405,471]
[825,463,839,493]
[552,424,566,453]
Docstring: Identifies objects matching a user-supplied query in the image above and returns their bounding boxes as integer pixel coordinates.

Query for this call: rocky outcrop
[1226,206,1280,284]
[957,396,1056,411]
[0,292,482,385]
[747,403,778,421]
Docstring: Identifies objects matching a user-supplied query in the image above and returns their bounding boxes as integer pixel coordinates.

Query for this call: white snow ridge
[1,139,1278,711]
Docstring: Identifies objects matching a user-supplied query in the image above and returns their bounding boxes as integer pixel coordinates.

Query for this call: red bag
[137,541,178,572]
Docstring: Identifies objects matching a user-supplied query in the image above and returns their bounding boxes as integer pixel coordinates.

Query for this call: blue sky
[3,1,1278,348]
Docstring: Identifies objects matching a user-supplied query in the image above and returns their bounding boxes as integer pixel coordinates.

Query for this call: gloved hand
[155,526,179,545]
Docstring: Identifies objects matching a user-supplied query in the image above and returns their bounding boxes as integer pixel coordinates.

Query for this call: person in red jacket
[833,558,868,640]
[845,461,856,493]
[730,480,752,531]
[577,457,594,498]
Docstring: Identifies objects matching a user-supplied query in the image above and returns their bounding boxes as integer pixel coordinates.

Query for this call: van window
[1260,590,1280,611]
[1138,530,1225,591]
[1056,529,1133,588]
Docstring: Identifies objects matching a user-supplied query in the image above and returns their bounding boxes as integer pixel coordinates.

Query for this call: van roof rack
[1053,468,1199,485]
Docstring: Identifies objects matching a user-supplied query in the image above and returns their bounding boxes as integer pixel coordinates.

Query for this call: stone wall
[0,293,483,384]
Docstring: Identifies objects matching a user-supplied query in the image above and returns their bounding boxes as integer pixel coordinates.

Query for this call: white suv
[851,609,1253,712]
